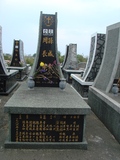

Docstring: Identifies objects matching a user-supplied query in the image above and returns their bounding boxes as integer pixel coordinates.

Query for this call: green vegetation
[77,54,88,63]
[3,53,11,60]
[25,56,34,66]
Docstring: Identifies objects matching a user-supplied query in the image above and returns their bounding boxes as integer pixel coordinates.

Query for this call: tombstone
[71,33,106,98]
[88,22,120,144]
[4,12,90,149]
[29,12,65,87]
[63,44,78,69]
[62,44,84,83]
[7,40,28,80]
[0,26,18,95]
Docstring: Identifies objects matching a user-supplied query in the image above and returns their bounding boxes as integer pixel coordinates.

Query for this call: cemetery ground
[0,81,120,160]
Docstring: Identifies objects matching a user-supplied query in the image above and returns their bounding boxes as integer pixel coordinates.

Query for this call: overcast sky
[0,0,120,56]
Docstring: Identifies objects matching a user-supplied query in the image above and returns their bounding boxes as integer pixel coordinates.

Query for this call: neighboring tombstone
[62,44,84,83]
[63,44,78,69]
[88,22,120,144]
[0,26,18,95]
[29,12,65,87]
[10,40,26,67]
[71,33,106,98]
[7,40,27,80]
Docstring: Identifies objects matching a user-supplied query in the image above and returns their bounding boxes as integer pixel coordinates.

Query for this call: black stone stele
[30,12,65,87]
[10,40,26,67]
[8,40,27,81]
[0,26,18,95]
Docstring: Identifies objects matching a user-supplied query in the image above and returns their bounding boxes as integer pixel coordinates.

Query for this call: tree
[25,56,34,66]
[77,54,88,62]
[57,51,64,63]
[3,53,11,60]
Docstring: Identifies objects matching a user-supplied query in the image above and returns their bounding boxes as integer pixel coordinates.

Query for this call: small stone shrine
[0,26,18,95]
[62,44,84,83]
[7,40,27,80]
[71,33,105,98]
[4,12,90,149]
[88,22,120,144]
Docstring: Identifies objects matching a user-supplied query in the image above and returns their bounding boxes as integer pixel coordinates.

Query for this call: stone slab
[4,140,88,149]
[4,82,90,115]
[7,66,26,71]
[0,70,18,76]
[89,86,120,114]
[88,86,120,143]
[63,69,84,73]
[4,82,90,149]
[71,74,93,85]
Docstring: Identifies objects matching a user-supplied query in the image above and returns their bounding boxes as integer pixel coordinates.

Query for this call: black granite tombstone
[29,12,65,87]
[0,26,18,95]
[7,40,27,80]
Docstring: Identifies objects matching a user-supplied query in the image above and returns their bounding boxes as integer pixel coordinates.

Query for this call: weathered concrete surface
[0,82,120,160]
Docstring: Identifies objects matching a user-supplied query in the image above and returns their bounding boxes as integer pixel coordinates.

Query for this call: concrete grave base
[0,70,18,95]
[7,66,27,81]
[71,74,93,98]
[88,86,120,144]
[4,82,90,149]
[4,140,88,149]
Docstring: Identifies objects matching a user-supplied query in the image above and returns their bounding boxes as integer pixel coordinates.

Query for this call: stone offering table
[4,82,90,149]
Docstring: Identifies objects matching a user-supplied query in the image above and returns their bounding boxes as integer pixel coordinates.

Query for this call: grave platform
[62,69,84,83]
[4,82,90,149]
[71,74,93,98]
[7,66,27,81]
[88,86,120,144]
[0,70,18,95]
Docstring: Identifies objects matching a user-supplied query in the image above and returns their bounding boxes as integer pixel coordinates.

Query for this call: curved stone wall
[93,22,120,92]
[82,33,105,82]
[0,26,8,75]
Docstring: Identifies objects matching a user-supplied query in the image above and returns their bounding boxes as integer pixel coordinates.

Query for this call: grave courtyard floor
[0,81,120,160]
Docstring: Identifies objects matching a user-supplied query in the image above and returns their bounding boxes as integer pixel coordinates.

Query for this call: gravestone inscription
[11,114,84,142]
